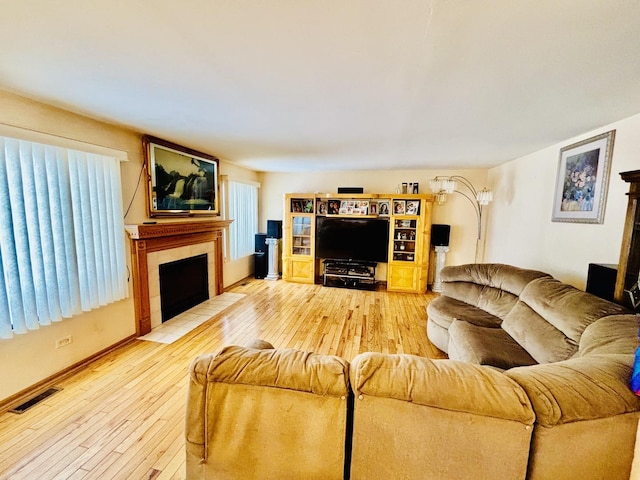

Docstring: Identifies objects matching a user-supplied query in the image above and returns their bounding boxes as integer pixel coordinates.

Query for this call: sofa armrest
[350,352,534,424]
[505,354,640,427]
[186,341,351,476]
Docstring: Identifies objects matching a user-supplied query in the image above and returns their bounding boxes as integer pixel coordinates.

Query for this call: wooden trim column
[125,220,232,336]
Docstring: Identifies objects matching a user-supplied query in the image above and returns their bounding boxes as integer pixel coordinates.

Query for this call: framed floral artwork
[551,130,615,224]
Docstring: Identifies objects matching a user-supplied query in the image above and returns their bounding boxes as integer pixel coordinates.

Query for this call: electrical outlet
[55,336,72,349]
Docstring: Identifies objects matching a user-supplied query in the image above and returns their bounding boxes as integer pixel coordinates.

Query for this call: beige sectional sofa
[185,264,640,479]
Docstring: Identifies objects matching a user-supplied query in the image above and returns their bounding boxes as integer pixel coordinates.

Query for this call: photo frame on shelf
[317,201,328,215]
[144,135,219,216]
[393,200,406,215]
[552,130,615,224]
[327,199,341,215]
[303,199,314,213]
[370,202,378,215]
[406,200,420,215]
[353,200,369,215]
[291,199,303,212]
[378,200,390,216]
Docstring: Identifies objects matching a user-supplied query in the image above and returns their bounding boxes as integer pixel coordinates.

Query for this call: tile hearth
[137,292,246,344]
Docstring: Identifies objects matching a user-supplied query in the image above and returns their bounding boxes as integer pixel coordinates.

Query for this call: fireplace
[125,220,232,335]
[159,253,209,322]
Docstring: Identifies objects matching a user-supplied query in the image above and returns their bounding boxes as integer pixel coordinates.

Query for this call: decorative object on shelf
[551,130,615,224]
[413,183,419,194]
[144,135,220,216]
[402,183,408,194]
[378,200,390,216]
[429,175,493,261]
[317,201,327,215]
[406,200,420,215]
[393,200,406,215]
[328,199,341,215]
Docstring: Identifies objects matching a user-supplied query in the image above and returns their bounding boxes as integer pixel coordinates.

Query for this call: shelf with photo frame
[391,219,418,262]
[283,192,433,292]
[317,198,376,216]
[291,216,313,256]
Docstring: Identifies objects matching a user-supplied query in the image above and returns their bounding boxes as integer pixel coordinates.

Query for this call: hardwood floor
[0,279,444,480]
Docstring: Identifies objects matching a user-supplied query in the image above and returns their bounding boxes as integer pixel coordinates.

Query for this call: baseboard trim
[0,334,138,413]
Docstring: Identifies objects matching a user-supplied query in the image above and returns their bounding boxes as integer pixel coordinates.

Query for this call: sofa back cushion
[502,277,629,363]
[578,314,638,357]
[441,263,551,321]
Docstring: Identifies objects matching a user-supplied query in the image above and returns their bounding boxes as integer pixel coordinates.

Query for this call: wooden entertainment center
[282,192,433,293]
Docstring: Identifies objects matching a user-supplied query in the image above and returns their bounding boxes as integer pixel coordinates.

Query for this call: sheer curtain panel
[0,137,127,339]
[227,181,259,261]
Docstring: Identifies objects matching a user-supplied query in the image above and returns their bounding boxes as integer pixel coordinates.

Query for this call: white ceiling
[1,1,639,172]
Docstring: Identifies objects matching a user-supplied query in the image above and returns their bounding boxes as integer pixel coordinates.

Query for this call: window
[226,180,259,261]
[0,136,128,339]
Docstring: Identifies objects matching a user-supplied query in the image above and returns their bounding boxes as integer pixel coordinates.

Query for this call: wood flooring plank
[0,278,443,480]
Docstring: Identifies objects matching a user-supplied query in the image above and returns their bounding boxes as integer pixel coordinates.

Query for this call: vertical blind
[0,136,127,340]
[227,181,258,260]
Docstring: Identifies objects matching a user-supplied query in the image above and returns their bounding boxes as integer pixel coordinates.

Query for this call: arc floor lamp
[428,175,493,262]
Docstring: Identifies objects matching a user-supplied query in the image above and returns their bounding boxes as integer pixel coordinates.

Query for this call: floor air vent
[10,387,62,414]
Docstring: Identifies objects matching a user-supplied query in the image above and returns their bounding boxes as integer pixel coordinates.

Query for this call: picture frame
[406,200,420,215]
[317,201,328,215]
[327,199,341,215]
[552,130,615,224]
[369,202,378,215]
[378,200,390,216]
[144,135,220,216]
[393,200,406,215]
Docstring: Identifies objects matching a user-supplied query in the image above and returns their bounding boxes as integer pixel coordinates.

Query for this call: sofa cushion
[502,277,629,364]
[441,263,552,296]
[427,295,503,330]
[578,314,638,357]
[448,320,538,369]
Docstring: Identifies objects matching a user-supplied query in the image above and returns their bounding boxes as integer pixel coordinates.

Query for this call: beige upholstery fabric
[506,354,640,480]
[427,263,551,354]
[185,342,350,479]
[349,353,534,480]
[578,314,639,356]
[448,320,537,369]
[502,277,630,363]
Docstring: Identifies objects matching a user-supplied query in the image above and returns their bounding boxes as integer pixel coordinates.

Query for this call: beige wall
[0,91,257,401]
[485,113,640,288]
[261,169,489,268]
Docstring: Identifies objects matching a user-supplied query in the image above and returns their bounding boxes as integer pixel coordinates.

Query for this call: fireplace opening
[159,253,209,322]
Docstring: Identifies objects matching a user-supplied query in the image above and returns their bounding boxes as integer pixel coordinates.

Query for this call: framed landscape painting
[551,130,615,224]
[144,135,220,216]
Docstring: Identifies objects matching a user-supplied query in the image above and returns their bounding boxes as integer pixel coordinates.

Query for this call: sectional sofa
[185,264,640,479]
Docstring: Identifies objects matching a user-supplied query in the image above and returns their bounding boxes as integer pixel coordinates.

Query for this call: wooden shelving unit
[282,192,433,293]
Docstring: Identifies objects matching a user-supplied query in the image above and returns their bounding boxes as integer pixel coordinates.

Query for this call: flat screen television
[315,216,389,263]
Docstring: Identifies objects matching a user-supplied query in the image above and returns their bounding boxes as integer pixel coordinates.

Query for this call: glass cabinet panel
[292,216,312,256]
[392,219,417,262]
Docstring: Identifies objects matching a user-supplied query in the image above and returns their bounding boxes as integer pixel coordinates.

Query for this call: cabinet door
[284,257,315,284]
[291,215,313,256]
[387,264,419,292]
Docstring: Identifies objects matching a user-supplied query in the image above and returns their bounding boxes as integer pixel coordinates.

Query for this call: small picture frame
[317,201,328,215]
[291,199,303,212]
[370,202,378,215]
[406,200,420,215]
[393,200,406,215]
[303,199,314,213]
[327,199,341,215]
[378,200,390,216]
